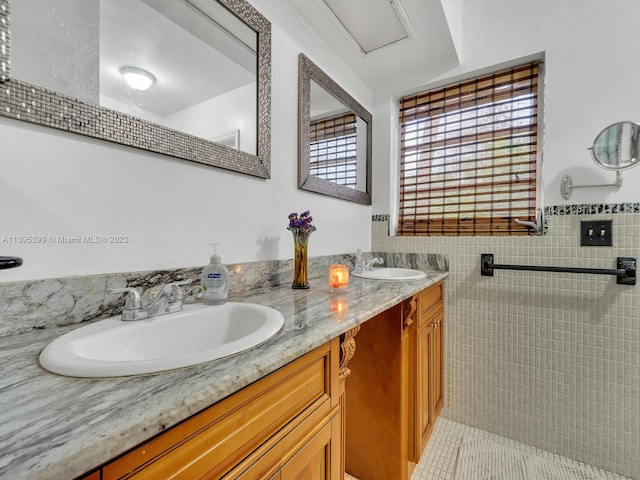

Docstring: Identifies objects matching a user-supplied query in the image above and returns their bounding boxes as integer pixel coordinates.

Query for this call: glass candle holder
[328,264,349,291]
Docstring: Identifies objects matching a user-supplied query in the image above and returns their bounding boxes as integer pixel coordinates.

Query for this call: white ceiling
[100,0,256,117]
[285,0,461,93]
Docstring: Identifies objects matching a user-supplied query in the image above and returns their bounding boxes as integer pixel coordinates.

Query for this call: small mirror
[590,121,640,170]
[298,53,372,204]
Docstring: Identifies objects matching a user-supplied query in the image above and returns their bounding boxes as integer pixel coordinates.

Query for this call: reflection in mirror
[591,121,640,170]
[299,54,371,204]
[0,0,271,177]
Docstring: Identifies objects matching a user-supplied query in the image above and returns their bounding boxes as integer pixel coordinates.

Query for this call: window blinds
[309,112,358,188]
[398,62,540,236]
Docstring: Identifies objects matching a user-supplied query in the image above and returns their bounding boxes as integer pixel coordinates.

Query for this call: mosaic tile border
[0,0,271,178]
[545,203,640,215]
[374,204,640,223]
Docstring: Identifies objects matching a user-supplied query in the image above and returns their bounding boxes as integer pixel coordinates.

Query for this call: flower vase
[288,226,315,289]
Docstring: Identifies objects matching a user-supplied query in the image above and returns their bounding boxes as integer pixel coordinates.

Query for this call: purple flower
[287,210,316,230]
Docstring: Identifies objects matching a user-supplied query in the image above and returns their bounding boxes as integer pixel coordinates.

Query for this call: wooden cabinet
[415,281,444,459]
[82,338,342,480]
[345,280,444,480]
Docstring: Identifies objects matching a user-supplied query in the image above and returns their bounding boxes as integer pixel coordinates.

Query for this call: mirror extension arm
[560,170,622,200]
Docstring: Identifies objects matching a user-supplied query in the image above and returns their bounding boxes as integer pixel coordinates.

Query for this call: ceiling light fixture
[119,66,156,91]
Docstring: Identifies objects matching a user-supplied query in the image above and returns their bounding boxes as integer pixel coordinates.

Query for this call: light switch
[580,220,612,246]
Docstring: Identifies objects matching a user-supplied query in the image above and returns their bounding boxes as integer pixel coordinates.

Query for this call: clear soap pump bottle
[201,243,230,305]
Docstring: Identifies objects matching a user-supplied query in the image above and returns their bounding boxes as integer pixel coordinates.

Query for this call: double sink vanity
[0,265,447,480]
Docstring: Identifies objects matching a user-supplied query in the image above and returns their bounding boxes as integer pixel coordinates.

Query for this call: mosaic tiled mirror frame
[298,53,373,205]
[0,0,272,179]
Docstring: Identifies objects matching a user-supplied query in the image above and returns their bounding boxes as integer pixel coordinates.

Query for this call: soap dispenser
[201,244,230,305]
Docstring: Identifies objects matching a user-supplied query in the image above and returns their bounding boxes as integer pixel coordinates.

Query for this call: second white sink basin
[39,303,284,378]
[351,267,427,281]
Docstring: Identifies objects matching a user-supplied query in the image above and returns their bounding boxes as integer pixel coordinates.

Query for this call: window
[310,112,358,188]
[398,62,541,236]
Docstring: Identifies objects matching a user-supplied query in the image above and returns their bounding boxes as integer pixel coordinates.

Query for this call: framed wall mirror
[298,53,372,204]
[0,0,271,178]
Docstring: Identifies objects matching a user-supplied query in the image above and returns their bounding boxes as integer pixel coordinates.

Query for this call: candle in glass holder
[328,264,349,290]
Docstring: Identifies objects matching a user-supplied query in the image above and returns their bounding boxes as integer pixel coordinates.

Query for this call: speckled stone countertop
[0,271,447,480]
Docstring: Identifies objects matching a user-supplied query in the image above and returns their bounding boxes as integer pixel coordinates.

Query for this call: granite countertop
[0,270,447,480]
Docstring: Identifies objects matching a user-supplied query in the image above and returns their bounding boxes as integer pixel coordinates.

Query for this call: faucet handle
[164,279,193,303]
[107,287,142,309]
[107,287,147,321]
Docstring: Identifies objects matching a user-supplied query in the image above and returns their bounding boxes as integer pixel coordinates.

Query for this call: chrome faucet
[108,279,192,321]
[354,249,384,274]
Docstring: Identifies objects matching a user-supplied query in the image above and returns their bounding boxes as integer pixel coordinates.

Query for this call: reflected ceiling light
[119,66,156,91]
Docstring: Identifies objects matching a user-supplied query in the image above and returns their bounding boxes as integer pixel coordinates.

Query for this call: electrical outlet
[580,220,612,246]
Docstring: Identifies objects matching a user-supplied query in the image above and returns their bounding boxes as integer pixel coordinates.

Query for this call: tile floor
[345,417,632,480]
[411,417,632,480]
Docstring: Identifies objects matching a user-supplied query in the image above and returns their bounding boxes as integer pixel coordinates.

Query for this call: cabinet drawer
[417,281,443,329]
[104,342,335,480]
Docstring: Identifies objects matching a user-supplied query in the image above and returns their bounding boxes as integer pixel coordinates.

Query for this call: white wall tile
[373,211,640,479]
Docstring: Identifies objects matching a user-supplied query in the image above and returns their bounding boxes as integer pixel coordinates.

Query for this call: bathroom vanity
[0,272,447,480]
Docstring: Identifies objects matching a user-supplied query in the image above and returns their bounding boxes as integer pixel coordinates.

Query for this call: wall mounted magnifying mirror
[298,53,372,204]
[561,121,640,199]
[0,0,271,178]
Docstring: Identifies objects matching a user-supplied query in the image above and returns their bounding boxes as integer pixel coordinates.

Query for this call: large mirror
[590,121,640,170]
[298,53,372,204]
[0,0,271,178]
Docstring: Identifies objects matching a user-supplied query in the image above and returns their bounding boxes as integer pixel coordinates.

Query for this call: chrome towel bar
[480,254,636,285]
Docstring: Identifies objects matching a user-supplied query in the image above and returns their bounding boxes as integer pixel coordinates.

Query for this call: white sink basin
[39,303,284,378]
[351,267,427,281]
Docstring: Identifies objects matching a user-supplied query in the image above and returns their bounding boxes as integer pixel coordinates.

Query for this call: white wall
[373,0,640,214]
[0,0,373,282]
[164,83,256,153]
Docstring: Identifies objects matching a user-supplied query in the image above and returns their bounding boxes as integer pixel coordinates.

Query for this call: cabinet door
[432,309,444,417]
[416,323,434,458]
[280,420,332,480]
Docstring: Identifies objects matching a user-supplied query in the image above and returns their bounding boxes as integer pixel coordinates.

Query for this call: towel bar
[0,256,23,270]
[480,254,636,285]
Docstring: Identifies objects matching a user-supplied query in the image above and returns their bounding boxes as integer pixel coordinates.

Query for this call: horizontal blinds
[310,113,356,142]
[310,113,358,188]
[398,62,540,236]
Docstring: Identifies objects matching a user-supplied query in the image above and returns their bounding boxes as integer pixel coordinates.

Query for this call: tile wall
[373,205,640,479]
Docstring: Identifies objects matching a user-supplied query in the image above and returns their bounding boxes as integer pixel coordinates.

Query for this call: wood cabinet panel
[77,472,100,480]
[280,418,332,480]
[417,281,443,330]
[415,281,445,459]
[416,322,434,457]
[432,309,444,417]
[224,402,340,479]
[103,341,338,480]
